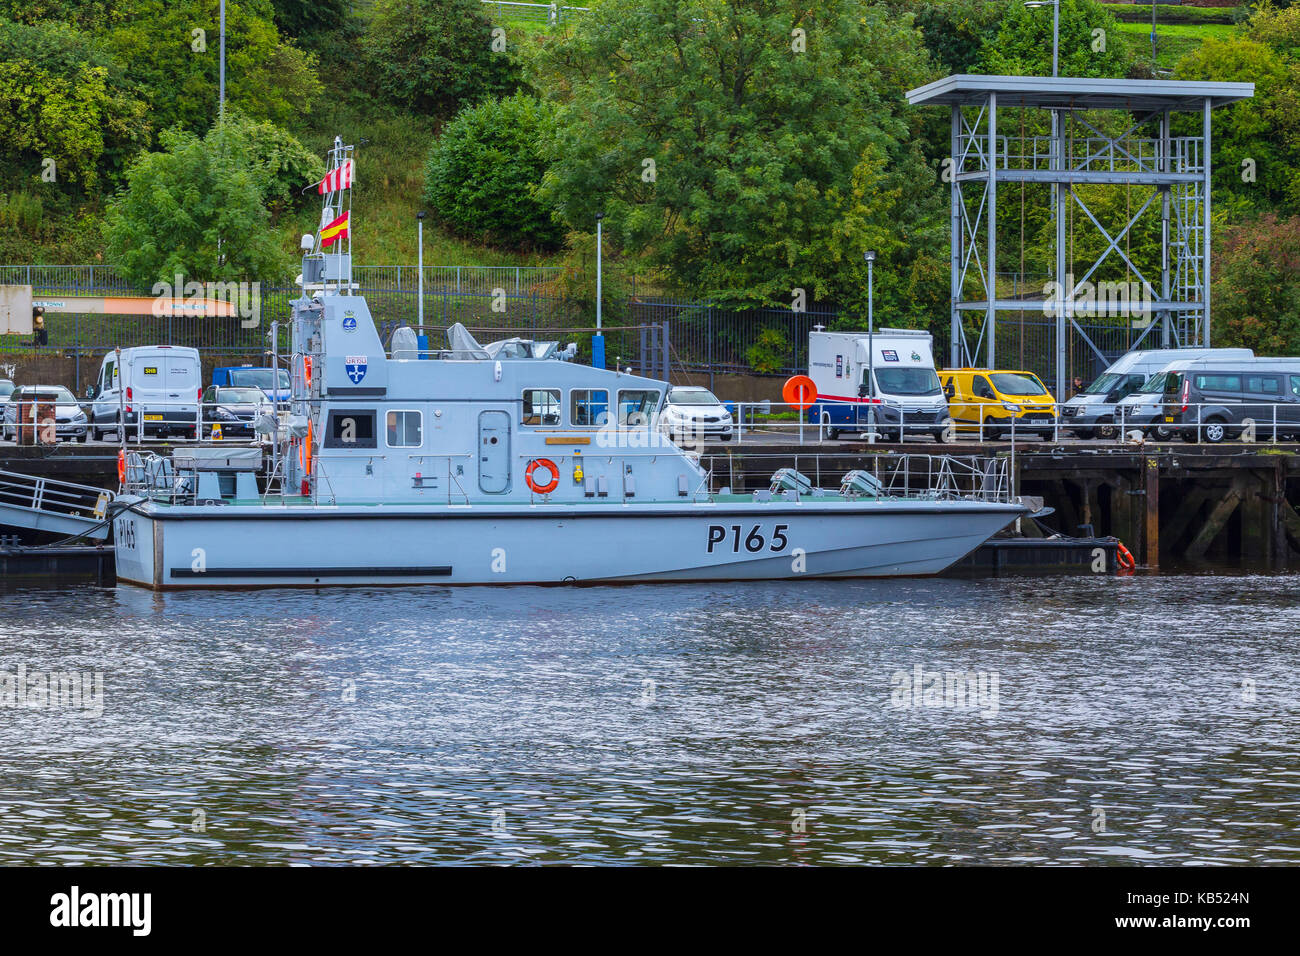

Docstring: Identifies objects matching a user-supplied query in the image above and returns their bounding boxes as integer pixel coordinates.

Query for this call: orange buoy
[525,458,560,495]
[1116,541,1136,575]
[782,375,817,410]
[117,448,126,485]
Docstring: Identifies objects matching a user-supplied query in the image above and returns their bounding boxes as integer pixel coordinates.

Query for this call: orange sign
[782,375,818,410]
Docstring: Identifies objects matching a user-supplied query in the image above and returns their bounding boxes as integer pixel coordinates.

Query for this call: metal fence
[480,1,589,23]
[630,298,839,380]
[1,264,1183,396]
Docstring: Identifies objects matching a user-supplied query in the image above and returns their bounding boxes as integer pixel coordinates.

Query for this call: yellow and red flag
[320,211,350,248]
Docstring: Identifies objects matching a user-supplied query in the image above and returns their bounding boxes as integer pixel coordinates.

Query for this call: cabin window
[1245,375,1280,395]
[521,388,561,426]
[571,389,609,427]
[324,409,377,448]
[386,409,422,447]
[1194,374,1241,393]
[618,389,661,426]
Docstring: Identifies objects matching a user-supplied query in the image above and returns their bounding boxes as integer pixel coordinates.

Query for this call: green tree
[362,0,519,120]
[1212,214,1300,355]
[0,17,148,186]
[533,0,943,314]
[102,119,311,283]
[1175,36,1299,218]
[424,93,563,250]
[101,0,322,137]
[975,0,1133,79]
[908,0,1005,74]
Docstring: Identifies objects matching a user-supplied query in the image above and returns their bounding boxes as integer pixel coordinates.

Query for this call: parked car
[0,379,14,403]
[211,364,291,402]
[1061,347,1252,438]
[940,369,1058,439]
[1,385,88,442]
[659,386,734,442]
[86,345,201,441]
[1162,361,1300,442]
[201,386,274,438]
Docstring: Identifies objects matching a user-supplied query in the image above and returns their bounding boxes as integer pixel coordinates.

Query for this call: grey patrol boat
[111,139,1027,589]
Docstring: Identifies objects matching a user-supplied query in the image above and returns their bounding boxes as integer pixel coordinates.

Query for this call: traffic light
[32,305,47,346]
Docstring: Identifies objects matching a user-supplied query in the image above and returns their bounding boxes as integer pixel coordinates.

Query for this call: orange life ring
[1116,541,1136,574]
[117,448,126,485]
[525,458,560,495]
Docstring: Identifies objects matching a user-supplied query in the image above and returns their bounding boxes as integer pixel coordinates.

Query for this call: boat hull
[112,499,1025,589]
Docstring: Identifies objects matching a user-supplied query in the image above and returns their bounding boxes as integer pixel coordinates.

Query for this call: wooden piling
[1144,457,1159,568]
[1185,479,1244,562]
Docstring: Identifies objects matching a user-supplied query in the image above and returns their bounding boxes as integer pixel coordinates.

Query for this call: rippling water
[0,575,1297,865]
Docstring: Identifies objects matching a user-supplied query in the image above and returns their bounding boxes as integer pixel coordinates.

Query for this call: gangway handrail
[0,469,114,521]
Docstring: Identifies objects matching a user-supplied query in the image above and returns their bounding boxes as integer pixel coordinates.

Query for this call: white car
[659,386,733,442]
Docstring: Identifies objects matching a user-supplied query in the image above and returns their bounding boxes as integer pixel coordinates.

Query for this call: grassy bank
[1114,20,1236,64]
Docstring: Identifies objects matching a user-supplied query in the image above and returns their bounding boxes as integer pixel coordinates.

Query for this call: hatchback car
[201,386,274,438]
[1,385,88,442]
[658,386,734,442]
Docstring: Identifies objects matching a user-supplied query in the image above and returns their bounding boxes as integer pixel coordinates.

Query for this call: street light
[593,213,606,369]
[865,250,877,443]
[219,0,226,122]
[1024,0,1059,78]
[416,211,426,328]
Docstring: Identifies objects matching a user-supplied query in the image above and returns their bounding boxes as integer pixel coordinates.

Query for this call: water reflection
[0,576,1296,864]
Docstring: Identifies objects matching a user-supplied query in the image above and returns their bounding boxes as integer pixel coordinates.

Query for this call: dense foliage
[1213,214,1300,355]
[102,117,321,284]
[4,0,1300,364]
[424,94,563,250]
[531,0,944,319]
[361,0,520,120]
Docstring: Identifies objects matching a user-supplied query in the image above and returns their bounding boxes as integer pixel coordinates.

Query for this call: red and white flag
[318,159,354,195]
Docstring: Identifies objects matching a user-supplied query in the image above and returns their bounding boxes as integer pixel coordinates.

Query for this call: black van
[1162,364,1300,442]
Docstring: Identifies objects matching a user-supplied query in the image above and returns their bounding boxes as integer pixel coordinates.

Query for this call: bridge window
[521,388,561,426]
[618,389,661,426]
[324,409,376,448]
[386,409,422,447]
[570,389,609,427]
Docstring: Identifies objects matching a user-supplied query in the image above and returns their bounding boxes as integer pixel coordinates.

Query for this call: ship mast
[288,136,356,499]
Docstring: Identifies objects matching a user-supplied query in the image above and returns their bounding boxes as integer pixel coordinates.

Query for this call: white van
[807,328,953,441]
[87,346,202,441]
[1062,347,1252,437]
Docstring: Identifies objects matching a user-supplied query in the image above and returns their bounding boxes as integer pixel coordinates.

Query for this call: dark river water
[0,575,1297,865]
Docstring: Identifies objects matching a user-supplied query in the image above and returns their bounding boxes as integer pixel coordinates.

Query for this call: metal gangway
[0,469,114,540]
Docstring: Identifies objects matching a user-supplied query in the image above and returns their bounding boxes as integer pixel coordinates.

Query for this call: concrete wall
[672,372,784,403]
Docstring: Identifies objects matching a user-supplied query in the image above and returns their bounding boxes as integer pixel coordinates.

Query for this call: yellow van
[939,369,1058,439]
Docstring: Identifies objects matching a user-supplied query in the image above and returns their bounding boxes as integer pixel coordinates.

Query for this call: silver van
[1063,347,1252,437]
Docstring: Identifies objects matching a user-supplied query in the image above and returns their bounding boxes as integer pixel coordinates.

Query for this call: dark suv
[1162,365,1300,442]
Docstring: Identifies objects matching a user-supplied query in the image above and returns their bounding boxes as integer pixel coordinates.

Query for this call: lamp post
[593,214,606,369]
[865,250,877,444]
[219,0,226,123]
[1027,0,1064,400]
[416,211,426,329]
[1024,0,1059,77]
